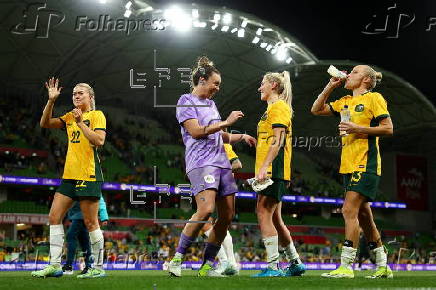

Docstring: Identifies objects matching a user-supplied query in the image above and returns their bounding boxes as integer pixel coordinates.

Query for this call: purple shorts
[187,166,238,197]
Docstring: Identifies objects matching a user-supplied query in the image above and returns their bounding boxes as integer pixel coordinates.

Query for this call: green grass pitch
[0,270,435,290]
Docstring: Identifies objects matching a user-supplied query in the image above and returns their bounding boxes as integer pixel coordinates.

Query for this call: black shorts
[343,172,380,201]
[258,179,289,202]
[57,179,102,199]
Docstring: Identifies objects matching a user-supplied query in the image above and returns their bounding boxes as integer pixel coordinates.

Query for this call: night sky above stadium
[156,0,436,105]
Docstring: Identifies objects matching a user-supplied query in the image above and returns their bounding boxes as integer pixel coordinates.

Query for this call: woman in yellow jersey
[311,65,394,279]
[251,71,306,278]
[31,78,107,279]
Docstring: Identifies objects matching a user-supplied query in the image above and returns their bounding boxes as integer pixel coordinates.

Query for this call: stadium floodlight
[214,13,221,21]
[125,1,132,9]
[276,46,287,61]
[223,13,232,24]
[260,42,268,48]
[256,28,262,35]
[286,57,293,64]
[135,1,153,13]
[124,9,132,18]
[265,44,272,51]
[241,19,247,28]
[193,21,207,28]
[237,28,245,37]
[252,36,260,44]
[221,25,229,32]
[192,9,199,19]
[164,6,192,31]
[292,214,298,218]
[231,27,238,33]
[141,6,153,12]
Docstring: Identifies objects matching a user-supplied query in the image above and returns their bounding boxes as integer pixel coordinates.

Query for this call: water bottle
[327,65,347,79]
[340,105,350,136]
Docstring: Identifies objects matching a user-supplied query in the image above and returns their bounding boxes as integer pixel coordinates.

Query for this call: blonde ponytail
[281,71,293,111]
[364,66,383,90]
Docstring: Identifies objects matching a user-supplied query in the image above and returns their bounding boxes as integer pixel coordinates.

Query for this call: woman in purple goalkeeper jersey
[169,56,256,277]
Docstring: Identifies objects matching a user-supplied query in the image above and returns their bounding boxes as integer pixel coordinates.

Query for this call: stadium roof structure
[1,0,435,156]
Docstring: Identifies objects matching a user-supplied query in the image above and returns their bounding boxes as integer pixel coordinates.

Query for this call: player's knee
[256,208,264,219]
[82,217,98,231]
[48,212,62,225]
[341,206,358,219]
[274,220,286,231]
[196,208,213,221]
[256,210,270,225]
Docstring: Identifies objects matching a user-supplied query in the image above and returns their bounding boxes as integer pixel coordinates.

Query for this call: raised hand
[45,77,62,102]
[243,134,257,147]
[256,166,268,182]
[338,121,360,134]
[72,108,83,123]
[226,111,244,126]
[327,76,345,89]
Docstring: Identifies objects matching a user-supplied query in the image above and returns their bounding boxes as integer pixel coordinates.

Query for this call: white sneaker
[223,263,239,276]
[168,257,182,277]
[215,261,229,274]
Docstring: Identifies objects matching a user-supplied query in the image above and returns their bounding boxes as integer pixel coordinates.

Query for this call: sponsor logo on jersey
[204,175,215,184]
[355,104,365,112]
[351,172,362,183]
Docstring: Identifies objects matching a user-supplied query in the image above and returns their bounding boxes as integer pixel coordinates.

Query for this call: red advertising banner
[396,155,429,210]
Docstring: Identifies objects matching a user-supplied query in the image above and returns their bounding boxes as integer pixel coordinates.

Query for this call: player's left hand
[339,121,361,134]
[243,134,257,147]
[256,166,268,182]
[73,108,83,123]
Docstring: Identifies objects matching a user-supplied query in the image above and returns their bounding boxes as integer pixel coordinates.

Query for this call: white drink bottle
[327,65,347,79]
[340,105,350,136]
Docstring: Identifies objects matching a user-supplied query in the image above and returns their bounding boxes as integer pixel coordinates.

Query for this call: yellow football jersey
[256,100,292,181]
[59,110,106,181]
[329,92,390,176]
[223,143,238,163]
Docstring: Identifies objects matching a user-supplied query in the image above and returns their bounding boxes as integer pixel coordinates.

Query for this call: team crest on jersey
[204,174,215,184]
[355,104,365,112]
[351,172,362,183]
[260,112,268,121]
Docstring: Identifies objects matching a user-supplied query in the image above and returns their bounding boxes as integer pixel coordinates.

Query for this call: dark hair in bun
[191,56,220,87]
